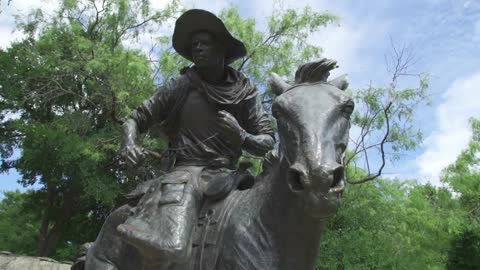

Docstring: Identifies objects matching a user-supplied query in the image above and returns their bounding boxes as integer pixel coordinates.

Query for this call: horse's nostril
[331,166,344,188]
[288,168,305,191]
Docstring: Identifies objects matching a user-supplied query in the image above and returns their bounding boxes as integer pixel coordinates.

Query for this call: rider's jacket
[130,66,275,168]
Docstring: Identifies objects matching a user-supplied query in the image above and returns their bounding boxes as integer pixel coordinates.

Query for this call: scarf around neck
[185,66,258,105]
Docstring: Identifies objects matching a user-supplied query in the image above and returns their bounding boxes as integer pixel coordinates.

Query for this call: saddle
[203,163,254,200]
[125,161,254,206]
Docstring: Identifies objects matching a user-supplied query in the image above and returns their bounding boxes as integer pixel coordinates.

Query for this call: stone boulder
[0,251,71,270]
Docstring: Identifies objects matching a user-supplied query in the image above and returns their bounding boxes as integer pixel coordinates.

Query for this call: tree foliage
[316,119,480,269]
[224,7,337,83]
[0,191,39,256]
[0,0,179,257]
[442,118,480,223]
[442,118,480,269]
[318,179,464,270]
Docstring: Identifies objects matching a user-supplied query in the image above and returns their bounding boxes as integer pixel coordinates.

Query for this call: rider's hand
[124,144,146,168]
[217,110,246,147]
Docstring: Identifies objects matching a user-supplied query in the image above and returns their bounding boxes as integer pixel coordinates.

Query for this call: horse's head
[270,63,353,219]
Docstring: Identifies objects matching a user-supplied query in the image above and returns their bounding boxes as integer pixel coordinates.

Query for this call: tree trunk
[36,188,76,257]
[38,219,67,257]
[37,186,55,256]
[37,216,50,256]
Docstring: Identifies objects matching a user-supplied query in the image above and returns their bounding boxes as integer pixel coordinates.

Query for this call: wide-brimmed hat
[172,9,247,64]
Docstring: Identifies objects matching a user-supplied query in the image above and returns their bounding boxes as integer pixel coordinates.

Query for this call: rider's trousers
[118,165,233,267]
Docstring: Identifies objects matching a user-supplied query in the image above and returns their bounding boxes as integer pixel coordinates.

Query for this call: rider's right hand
[124,144,145,168]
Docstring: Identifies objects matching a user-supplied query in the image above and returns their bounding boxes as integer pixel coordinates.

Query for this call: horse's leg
[85,204,142,270]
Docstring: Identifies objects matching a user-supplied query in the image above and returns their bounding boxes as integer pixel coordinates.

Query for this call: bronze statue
[84,9,352,270]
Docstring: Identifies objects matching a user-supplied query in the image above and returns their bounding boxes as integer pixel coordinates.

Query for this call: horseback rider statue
[82,7,352,270]
[84,9,275,270]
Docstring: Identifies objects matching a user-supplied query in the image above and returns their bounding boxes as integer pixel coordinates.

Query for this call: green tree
[442,118,480,223]
[442,118,480,269]
[0,191,39,256]
[0,0,179,258]
[318,179,464,270]
[447,228,480,270]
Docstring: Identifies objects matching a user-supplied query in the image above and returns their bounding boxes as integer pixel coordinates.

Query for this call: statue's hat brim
[172,9,247,64]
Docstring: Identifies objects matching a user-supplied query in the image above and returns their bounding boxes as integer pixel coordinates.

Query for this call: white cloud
[1,0,58,13]
[307,21,387,81]
[151,0,175,11]
[0,0,60,49]
[0,24,24,48]
[417,71,480,185]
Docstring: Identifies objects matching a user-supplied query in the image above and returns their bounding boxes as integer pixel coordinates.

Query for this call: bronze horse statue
[84,67,353,270]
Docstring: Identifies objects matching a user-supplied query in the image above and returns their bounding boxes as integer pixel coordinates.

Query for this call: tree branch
[345,39,426,184]
[347,100,392,184]
[237,24,293,71]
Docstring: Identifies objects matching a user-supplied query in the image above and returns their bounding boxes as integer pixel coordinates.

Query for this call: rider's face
[191,31,225,68]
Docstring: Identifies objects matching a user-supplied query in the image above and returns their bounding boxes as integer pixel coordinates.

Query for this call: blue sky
[1,0,480,196]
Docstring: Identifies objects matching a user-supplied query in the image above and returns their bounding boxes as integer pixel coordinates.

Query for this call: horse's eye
[343,105,354,115]
[342,101,354,118]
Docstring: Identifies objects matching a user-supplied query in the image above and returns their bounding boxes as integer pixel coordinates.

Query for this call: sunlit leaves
[440,118,480,269]
[442,118,480,223]
[0,191,40,257]
[318,180,465,269]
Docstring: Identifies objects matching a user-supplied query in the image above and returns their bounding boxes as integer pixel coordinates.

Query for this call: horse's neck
[256,156,325,267]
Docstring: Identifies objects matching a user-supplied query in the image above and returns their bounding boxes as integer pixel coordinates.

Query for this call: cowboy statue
[82,7,352,270]
[84,9,275,270]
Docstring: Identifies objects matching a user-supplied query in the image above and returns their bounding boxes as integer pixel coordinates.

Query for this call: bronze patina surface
[84,9,351,270]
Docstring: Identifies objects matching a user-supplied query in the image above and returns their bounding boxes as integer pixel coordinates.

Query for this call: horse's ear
[270,73,292,96]
[328,74,349,91]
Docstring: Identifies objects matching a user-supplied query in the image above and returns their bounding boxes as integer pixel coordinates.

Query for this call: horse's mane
[294,58,338,84]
